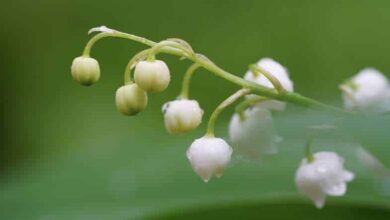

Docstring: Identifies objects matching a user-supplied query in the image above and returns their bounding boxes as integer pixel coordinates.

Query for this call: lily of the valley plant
[71,26,390,208]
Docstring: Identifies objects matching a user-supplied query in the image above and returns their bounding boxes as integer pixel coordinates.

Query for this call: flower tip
[202,177,210,183]
[216,173,223,178]
[88,25,114,35]
[314,200,325,209]
[344,171,355,182]
[215,168,224,178]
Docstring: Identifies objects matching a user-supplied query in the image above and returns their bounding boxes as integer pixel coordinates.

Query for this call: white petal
[199,171,212,183]
[324,183,347,196]
[314,195,326,209]
[228,107,279,160]
[356,147,388,175]
[343,170,355,182]
[88,25,114,35]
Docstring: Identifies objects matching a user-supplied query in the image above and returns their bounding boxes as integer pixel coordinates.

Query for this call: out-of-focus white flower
[295,152,354,209]
[71,56,100,86]
[186,136,233,182]
[115,83,148,116]
[341,68,390,113]
[162,99,203,134]
[356,147,390,176]
[134,60,170,92]
[228,107,281,160]
[244,58,294,111]
[88,25,114,34]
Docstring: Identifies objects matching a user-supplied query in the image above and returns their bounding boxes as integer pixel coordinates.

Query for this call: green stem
[82,28,347,114]
[206,89,250,137]
[123,49,151,84]
[249,64,286,93]
[83,31,157,56]
[235,96,268,120]
[147,40,192,61]
[339,85,358,111]
[179,63,201,99]
[305,137,315,163]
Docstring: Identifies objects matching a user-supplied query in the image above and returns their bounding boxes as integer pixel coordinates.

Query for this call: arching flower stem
[249,64,286,93]
[82,28,347,114]
[235,96,268,120]
[206,89,250,137]
[179,63,201,99]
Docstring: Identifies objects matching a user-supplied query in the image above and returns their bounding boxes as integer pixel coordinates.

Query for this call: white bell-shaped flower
[295,151,354,209]
[115,83,148,116]
[244,58,293,111]
[341,68,390,113]
[228,107,281,160]
[134,60,170,92]
[162,99,203,134]
[186,137,233,182]
[71,56,100,86]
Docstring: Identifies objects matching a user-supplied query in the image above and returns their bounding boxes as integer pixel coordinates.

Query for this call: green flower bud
[134,60,170,92]
[115,83,148,116]
[71,56,100,86]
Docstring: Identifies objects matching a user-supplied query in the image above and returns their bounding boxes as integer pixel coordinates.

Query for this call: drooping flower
[134,60,170,92]
[186,136,233,182]
[244,57,294,111]
[340,68,390,113]
[115,83,148,116]
[71,56,100,86]
[356,147,389,175]
[228,107,281,160]
[162,99,203,134]
[295,151,354,208]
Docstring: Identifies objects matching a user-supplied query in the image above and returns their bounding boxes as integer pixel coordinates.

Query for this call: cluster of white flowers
[72,27,390,210]
[70,51,356,208]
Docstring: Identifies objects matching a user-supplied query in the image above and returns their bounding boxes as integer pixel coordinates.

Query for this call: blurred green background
[1,0,390,219]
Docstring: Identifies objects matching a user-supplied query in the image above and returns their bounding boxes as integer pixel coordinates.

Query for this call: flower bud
[244,58,293,111]
[186,137,232,182]
[295,151,354,209]
[71,56,100,86]
[162,99,203,134]
[134,60,170,92]
[341,68,390,113]
[229,107,281,160]
[115,83,148,116]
